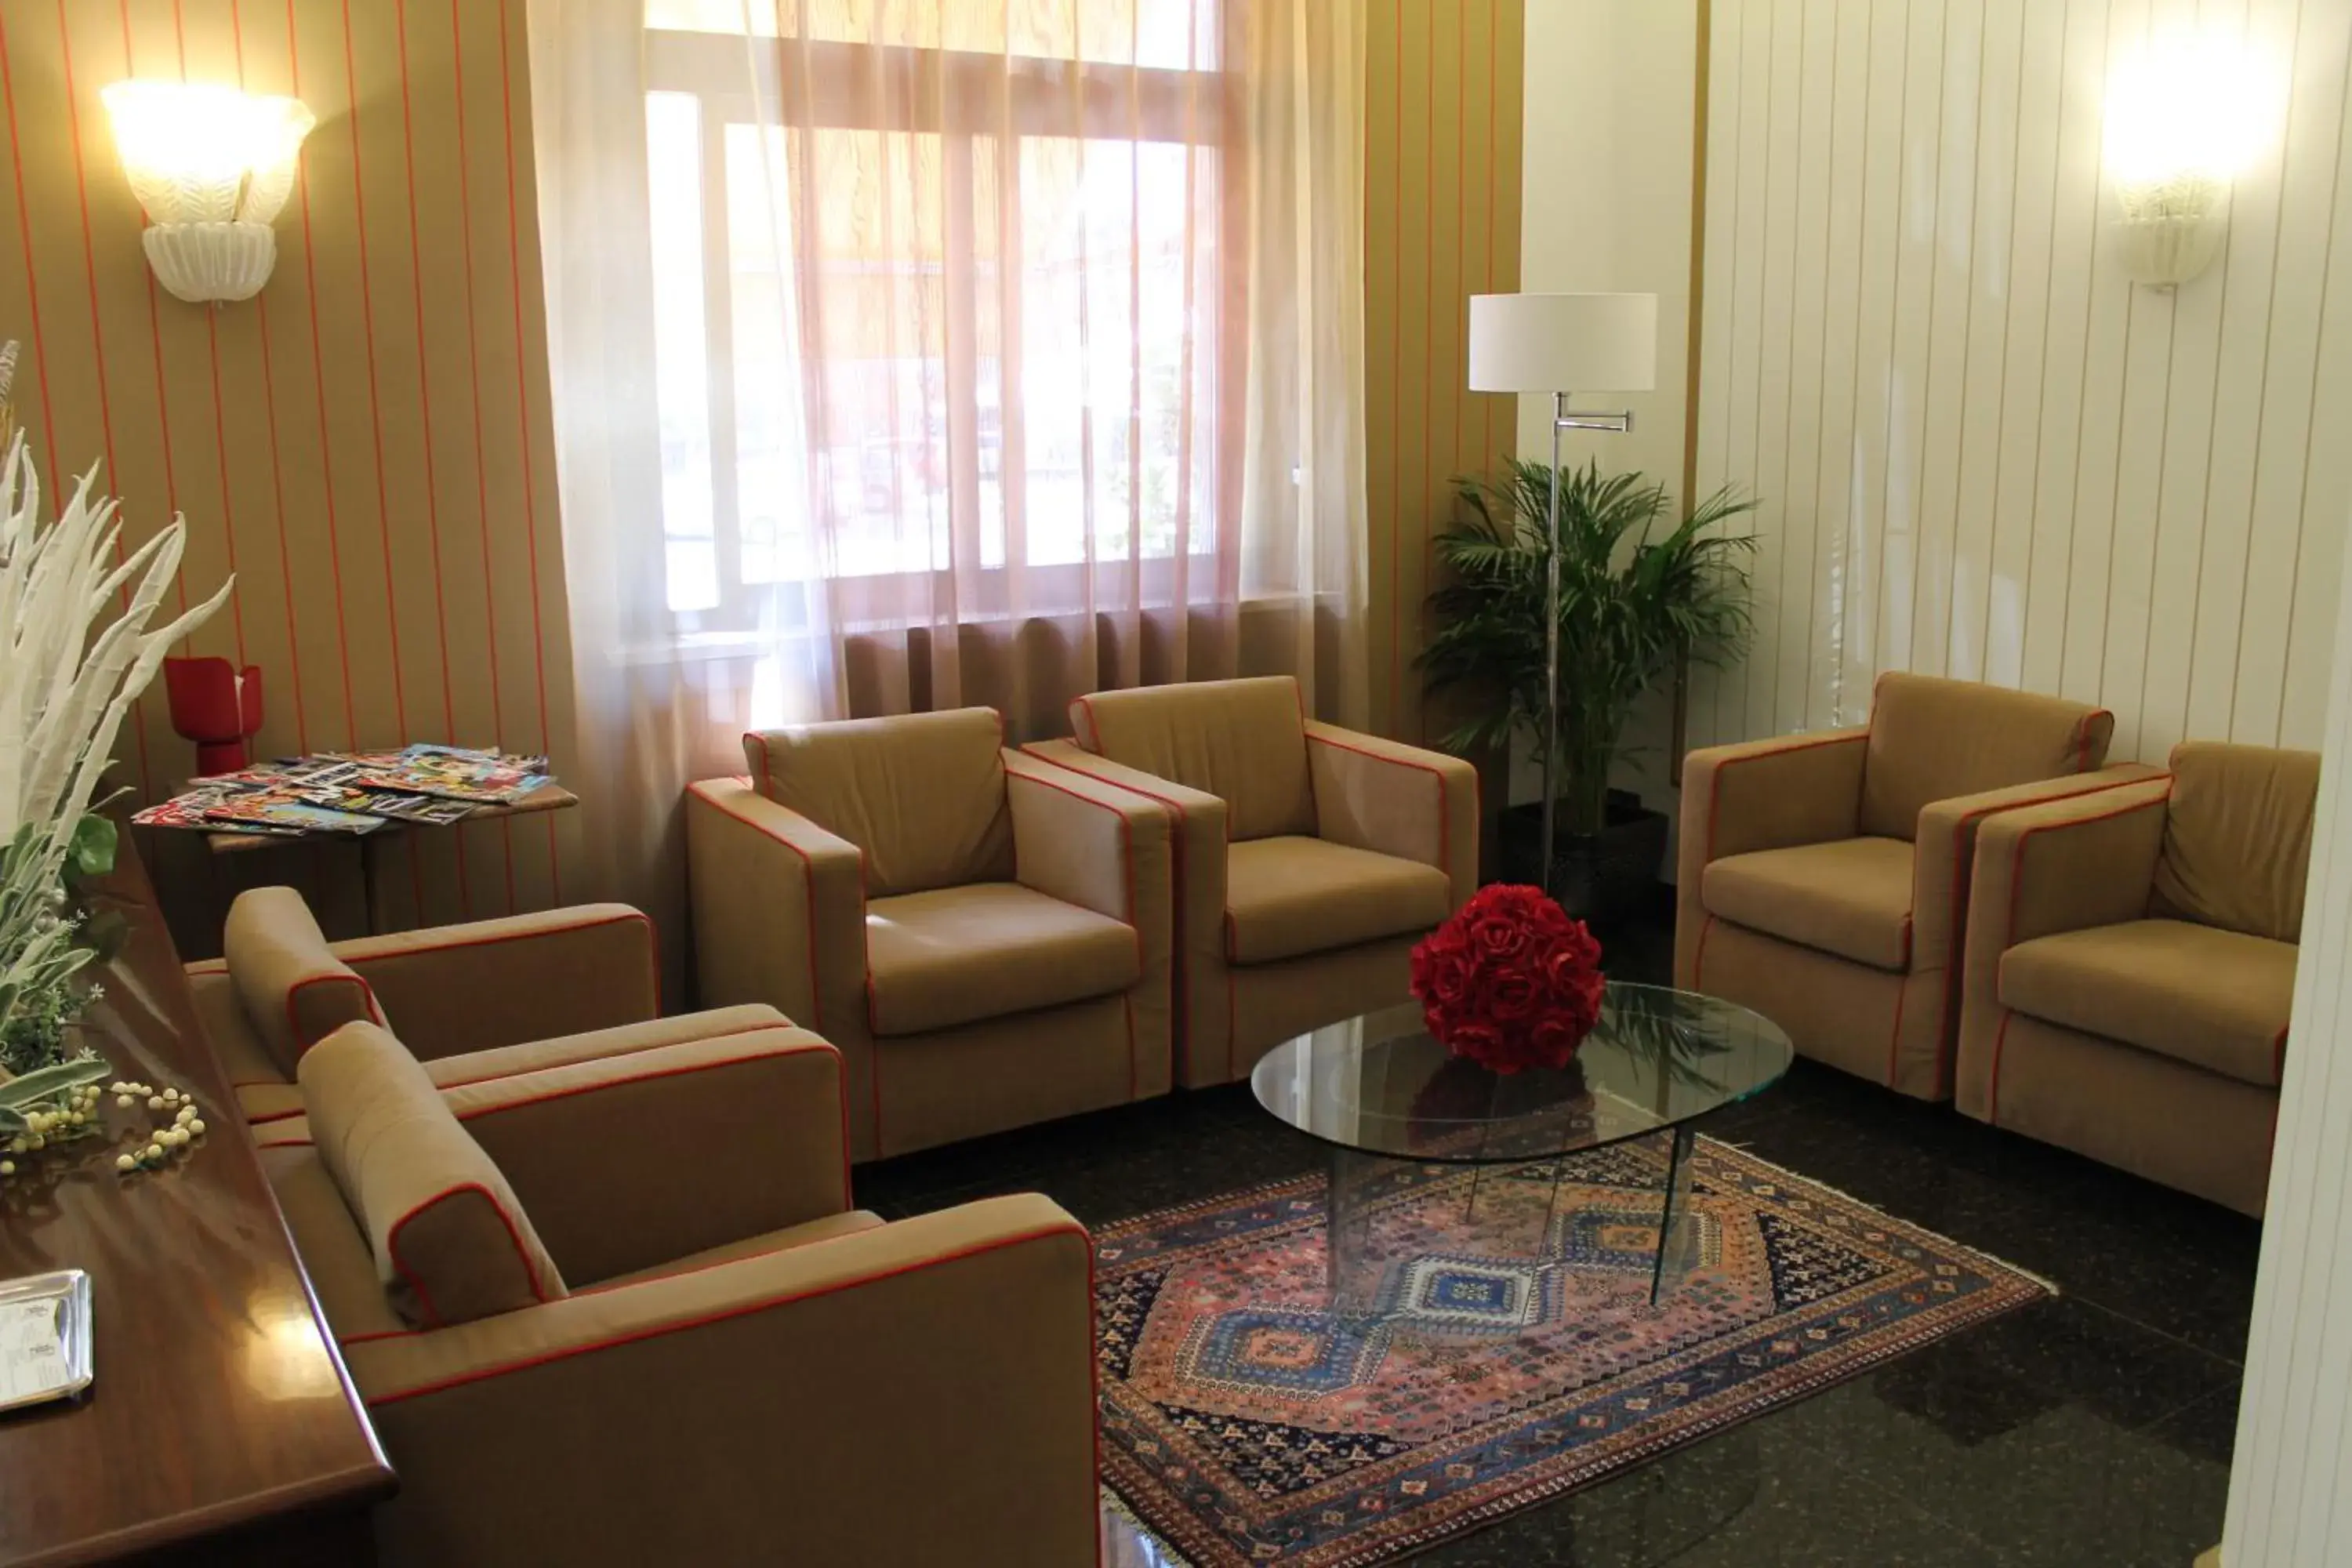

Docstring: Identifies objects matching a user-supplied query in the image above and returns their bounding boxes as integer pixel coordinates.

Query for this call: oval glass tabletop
[1250,982,1794,1164]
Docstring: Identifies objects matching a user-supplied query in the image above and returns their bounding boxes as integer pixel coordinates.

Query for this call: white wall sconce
[100,82,314,305]
[2103,31,2277,289]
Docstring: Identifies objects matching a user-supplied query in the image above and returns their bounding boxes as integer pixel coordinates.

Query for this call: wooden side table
[201,784,579,933]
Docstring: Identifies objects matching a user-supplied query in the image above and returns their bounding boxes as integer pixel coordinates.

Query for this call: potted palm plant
[1417,459,1756,924]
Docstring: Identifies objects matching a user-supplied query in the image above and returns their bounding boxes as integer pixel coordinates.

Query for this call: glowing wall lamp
[100,82,314,305]
[2103,31,2278,289]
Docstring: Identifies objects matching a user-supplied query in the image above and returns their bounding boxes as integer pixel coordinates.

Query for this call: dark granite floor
[855,913,2259,1567]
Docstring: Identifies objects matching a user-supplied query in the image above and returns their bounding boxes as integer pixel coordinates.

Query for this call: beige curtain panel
[530,0,1369,938]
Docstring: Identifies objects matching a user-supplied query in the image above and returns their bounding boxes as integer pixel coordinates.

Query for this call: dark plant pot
[1497,789,1669,927]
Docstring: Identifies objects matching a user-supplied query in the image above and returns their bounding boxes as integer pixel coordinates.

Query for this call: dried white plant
[0,429,231,1074]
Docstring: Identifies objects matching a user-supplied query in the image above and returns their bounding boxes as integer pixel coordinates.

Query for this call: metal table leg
[1650,1124,1700,1305]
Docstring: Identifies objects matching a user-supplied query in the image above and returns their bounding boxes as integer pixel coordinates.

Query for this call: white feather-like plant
[0,430,231,1094]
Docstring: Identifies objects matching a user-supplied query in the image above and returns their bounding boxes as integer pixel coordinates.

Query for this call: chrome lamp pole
[1465,293,1657,902]
[1540,393,1636,898]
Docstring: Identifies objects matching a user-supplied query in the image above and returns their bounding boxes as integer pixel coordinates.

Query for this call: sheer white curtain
[528,0,1367,931]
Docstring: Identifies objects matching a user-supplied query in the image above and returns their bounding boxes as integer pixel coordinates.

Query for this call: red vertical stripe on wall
[449,0,517,914]
[394,0,473,917]
[287,0,360,750]
[54,0,154,804]
[125,2,189,628]
[232,0,310,758]
[495,0,560,902]
[0,13,64,493]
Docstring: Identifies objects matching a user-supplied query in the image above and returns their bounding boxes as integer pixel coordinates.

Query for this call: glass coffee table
[1251,983,1793,1320]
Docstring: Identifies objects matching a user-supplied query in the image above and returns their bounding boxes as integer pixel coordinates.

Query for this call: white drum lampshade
[1466,292,1658,394]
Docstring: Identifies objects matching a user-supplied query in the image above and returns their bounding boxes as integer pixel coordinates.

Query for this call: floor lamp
[1465,292,1658,901]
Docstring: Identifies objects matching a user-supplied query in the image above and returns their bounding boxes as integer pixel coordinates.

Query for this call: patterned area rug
[1095,1136,2053,1566]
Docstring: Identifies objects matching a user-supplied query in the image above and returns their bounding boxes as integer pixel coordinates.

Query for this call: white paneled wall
[1691,0,2352,761]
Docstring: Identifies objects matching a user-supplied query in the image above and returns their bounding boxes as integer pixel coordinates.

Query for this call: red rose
[1529,1014,1586,1069]
[1486,968,1541,1023]
[1468,915,1530,962]
[1411,934,1477,1008]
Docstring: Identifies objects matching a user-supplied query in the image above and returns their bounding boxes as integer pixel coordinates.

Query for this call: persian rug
[1095,1136,2052,1566]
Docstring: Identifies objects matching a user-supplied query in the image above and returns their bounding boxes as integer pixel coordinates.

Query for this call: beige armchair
[1022,675,1479,1087]
[1956,743,2316,1215]
[1675,673,2156,1098]
[688,706,1174,1160]
[185,886,777,1127]
[256,1014,1098,1567]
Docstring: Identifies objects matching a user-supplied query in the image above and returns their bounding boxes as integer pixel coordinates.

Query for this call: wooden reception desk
[0,840,392,1565]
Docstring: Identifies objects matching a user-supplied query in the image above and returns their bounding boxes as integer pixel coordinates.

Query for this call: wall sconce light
[100,82,314,305]
[2103,31,2276,289]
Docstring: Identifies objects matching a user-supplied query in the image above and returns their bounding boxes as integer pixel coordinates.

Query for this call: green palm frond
[1417,459,1760,834]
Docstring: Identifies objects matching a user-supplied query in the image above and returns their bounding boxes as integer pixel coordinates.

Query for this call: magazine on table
[130,743,555,836]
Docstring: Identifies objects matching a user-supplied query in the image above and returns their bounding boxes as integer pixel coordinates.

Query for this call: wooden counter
[0,841,393,1565]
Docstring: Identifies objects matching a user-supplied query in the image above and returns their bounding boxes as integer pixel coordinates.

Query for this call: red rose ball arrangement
[1409,884,1606,1074]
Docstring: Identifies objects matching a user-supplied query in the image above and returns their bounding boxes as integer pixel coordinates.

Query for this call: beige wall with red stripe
[1363,0,1526,750]
[0,0,579,949]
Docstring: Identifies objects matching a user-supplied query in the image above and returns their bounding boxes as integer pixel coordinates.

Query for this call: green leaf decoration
[0,1057,114,1109]
[67,815,118,880]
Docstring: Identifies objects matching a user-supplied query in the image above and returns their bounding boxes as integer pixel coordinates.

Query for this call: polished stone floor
[855,921,2259,1567]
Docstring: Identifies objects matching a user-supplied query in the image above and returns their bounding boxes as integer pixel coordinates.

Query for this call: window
[641,2,1235,626]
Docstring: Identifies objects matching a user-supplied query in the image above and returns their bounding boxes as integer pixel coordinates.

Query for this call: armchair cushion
[745,708,1014,897]
[1702,837,1915,971]
[224,887,381,1077]
[1999,919,2296,1087]
[2151,742,2321,943]
[300,1022,567,1327]
[865,883,1141,1036]
[1224,836,1450,965]
[1859,673,2113,840]
[1072,675,1316,841]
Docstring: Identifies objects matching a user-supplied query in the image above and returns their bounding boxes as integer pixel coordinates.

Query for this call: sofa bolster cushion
[301,1020,568,1327]
[224,886,381,1078]
[1998,919,2296,1088]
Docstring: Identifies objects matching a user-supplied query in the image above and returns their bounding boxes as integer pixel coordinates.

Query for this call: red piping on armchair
[340,909,662,1018]
[361,1221,1094,1406]
[385,1180,552,1330]
[1006,766,1147,1101]
[1983,792,2173,1123]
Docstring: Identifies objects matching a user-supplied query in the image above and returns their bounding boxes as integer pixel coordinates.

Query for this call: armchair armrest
[443,1027,850,1287]
[684,777,869,1036]
[1955,777,2172,1116]
[332,905,659,1059]
[1909,764,2166,978]
[1305,722,1479,906]
[1004,750,1172,927]
[350,1195,1097,1568]
[1022,738,1226,959]
[1675,728,1869,987]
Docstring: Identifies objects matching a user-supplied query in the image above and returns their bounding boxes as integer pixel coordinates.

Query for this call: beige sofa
[688,706,1174,1160]
[254,1015,1097,1567]
[1675,673,2155,1098]
[1023,676,1478,1087]
[186,886,732,1126]
[1957,742,2316,1215]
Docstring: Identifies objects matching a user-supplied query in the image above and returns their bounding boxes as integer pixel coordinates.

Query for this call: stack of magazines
[133,744,554,838]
